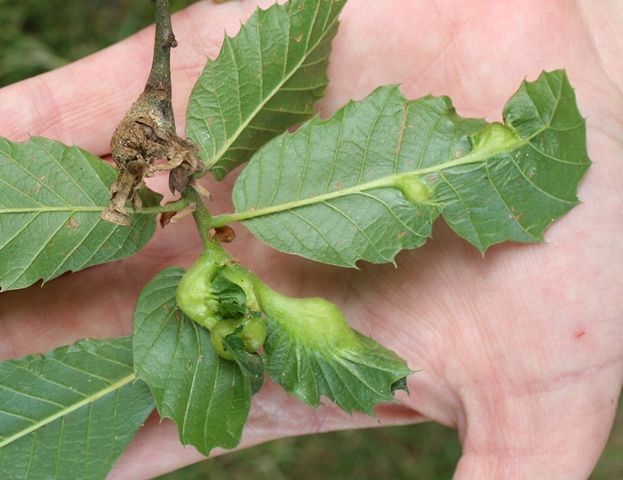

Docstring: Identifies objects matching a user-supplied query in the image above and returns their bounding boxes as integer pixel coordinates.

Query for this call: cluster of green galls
[175,249,363,360]
[175,252,267,359]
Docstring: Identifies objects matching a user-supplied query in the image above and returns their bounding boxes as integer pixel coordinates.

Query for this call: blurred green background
[0,1,620,478]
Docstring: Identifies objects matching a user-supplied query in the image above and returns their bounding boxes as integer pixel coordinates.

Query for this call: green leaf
[0,337,154,480]
[0,136,160,291]
[264,316,410,415]
[133,268,252,456]
[210,272,248,318]
[223,335,265,395]
[186,0,346,180]
[224,70,590,266]
[254,283,410,414]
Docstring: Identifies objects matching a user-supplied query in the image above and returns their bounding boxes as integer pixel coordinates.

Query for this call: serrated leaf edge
[188,0,344,175]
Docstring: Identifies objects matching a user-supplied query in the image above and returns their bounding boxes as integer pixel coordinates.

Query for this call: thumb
[452,380,621,480]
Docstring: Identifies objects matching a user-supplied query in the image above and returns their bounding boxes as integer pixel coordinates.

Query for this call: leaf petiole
[134,197,189,214]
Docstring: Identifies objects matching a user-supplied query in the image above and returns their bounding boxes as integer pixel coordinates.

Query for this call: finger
[0,0,510,157]
[0,0,272,155]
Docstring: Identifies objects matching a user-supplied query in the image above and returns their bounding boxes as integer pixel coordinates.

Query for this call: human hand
[0,1,621,479]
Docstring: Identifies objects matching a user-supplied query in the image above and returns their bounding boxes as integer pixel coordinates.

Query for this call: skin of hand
[0,0,622,478]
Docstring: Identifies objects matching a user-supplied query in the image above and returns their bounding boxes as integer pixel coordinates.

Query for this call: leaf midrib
[0,207,103,214]
[213,134,529,227]
[0,372,136,449]
[0,207,157,215]
[202,0,338,170]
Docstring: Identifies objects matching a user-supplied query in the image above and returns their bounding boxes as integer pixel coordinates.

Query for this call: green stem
[184,187,226,253]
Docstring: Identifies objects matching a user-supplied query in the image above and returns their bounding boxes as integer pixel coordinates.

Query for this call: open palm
[1,1,621,478]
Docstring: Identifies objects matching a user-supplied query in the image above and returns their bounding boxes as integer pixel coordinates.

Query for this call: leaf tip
[391,376,410,395]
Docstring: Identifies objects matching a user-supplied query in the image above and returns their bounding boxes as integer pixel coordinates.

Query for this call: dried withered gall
[102,0,200,225]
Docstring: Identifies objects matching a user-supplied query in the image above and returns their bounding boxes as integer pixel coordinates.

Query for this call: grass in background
[158,403,623,480]
[0,1,620,478]
[157,422,462,480]
[0,0,195,86]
